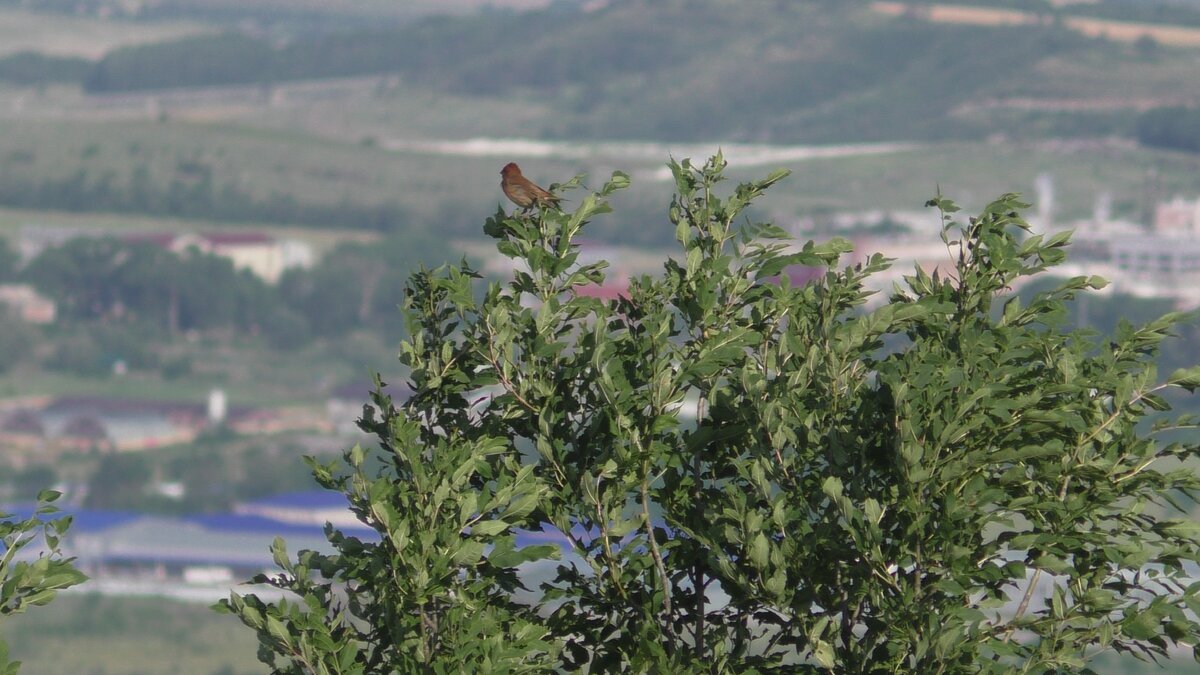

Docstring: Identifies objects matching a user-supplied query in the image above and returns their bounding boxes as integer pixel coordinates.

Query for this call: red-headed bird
[500,162,560,210]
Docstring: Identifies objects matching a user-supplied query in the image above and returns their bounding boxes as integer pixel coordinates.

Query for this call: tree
[22,237,130,320]
[23,237,277,335]
[278,233,446,341]
[221,156,1200,673]
[0,492,87,673]
[11,466,59,503]
[1136,105,1200,154]
[84,453,152,511]
[0,316,36,375]
[0,238,18,282]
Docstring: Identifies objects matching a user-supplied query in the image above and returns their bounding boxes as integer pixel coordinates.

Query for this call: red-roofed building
[120,232,313,283]
[60,415,113,452]
[575,282,630,301]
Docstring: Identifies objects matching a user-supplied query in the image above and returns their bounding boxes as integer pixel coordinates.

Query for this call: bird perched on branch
[500,162,560,211]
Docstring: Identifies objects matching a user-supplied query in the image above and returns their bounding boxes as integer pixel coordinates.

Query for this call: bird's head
[500,162,522,177]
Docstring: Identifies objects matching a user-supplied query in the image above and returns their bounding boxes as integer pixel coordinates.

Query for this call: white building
[1154,197,1200,236]
[0,283,56,323]
[19,226,316,284]
[1050,196,1200,308]
[156,232,313,284]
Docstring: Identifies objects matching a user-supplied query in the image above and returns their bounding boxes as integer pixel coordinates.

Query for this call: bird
[500,162,560,211]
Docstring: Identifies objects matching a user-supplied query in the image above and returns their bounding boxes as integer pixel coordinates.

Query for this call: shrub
[222,157,1200,673]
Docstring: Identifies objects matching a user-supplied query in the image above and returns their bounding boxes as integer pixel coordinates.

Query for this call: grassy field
[0,9,212,59]
[218,82,560,145]
[3,112,1200,245]
[0,327,401,409]
[0,205,379,256]
[140,0,553,21]
[6,594,266,675]
[872,1,1200,48]
[1020,49,1200,101]
[747,139,1200,222]
[0,116,517,228]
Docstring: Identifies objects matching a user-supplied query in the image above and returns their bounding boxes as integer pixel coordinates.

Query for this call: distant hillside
[0,0,576,35]
[944,0,1200,26]
[71,0,1200,144]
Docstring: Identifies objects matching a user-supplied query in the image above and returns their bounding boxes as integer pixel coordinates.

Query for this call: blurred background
[1,0,1200,672]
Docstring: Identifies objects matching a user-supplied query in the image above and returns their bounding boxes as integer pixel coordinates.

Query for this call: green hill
[67,0,1200,144]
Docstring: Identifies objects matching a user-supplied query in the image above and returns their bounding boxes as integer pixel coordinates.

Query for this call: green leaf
[266,615,292,647]
[821,477,844,500]
[453,540,486,566]
[1169,366,1200,392]
[748,532,769,570]
[489,539,559,568]
[603,171,631,194]
[1157,519,1200,541]
[270,537,290,570]
[471,520,509,537]
[1121,609,1161,640]
[501,493,540,521]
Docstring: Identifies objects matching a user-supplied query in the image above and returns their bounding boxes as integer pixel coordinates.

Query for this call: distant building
[18,226,315,284]
[0,284,56,324]
[0,395,276,455]
[2,409,45,437]
[0,489,577,599]
[198,232,286,283]
[1050,196,1200,308]
[1,410,46,453]
[207,389,227,425]
[59,415,114,452]
[17,225,84,263]
[3,505,357,591]
[575,280,630,302]
[128,231,314,283]
[1153,197,1200,235]
[1111,236,1200,278]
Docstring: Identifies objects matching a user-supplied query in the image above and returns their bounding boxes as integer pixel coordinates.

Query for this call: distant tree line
[923,0,1200,27]
[23,237,272,332]
[1,429,324,514]
[1137,105,1200,154]
[8,232,443,371]
[79,12,578,94]
[81,437,319,514]
[0,166,409,232]
[0,0,416,34]
[1061,0,1200,28]
[0,51,91,86]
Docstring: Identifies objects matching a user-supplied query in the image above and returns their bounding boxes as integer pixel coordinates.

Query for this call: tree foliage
[0,492,87,674]
[0,168,410,233]
[0,51,90,86]
[1137,105,1200,154]
[277,235,440,341]
[223,156,1200,673]
[0,238,17,283]
[22,237,271,332]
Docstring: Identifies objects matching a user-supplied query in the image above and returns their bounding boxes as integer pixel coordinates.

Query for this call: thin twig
[641,469,675,641]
